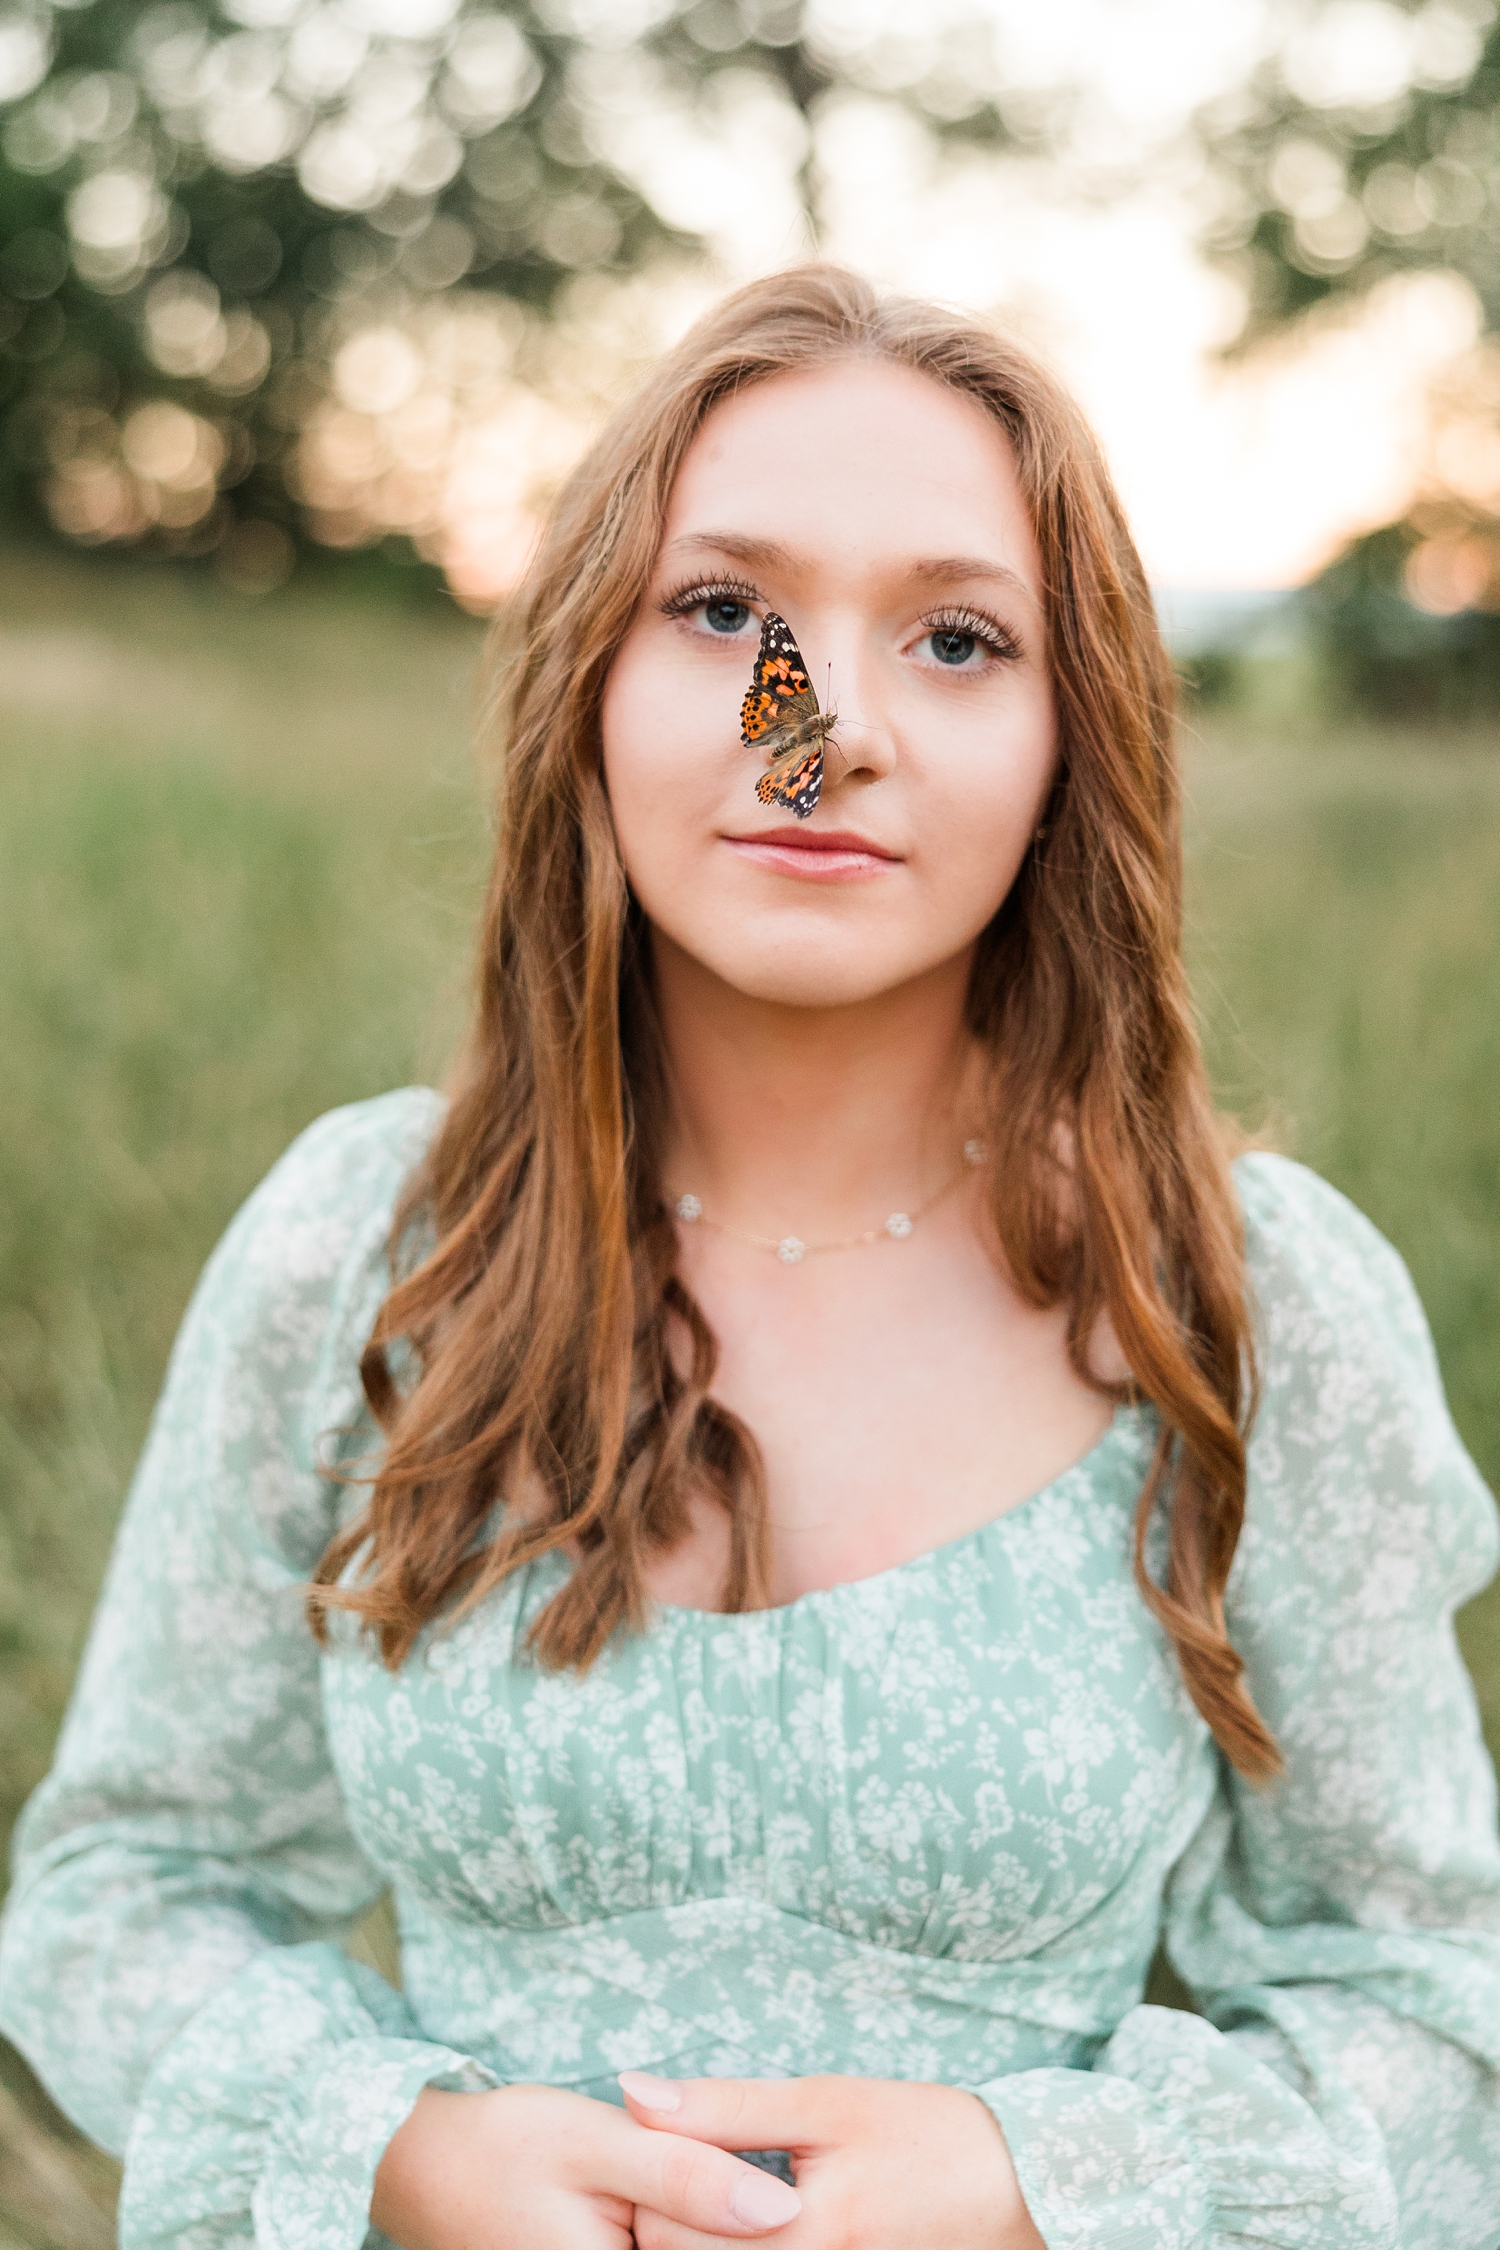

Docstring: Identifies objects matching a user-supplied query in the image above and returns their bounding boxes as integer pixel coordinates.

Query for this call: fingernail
[618,2070,682,2112]
[729,2171,801,2231]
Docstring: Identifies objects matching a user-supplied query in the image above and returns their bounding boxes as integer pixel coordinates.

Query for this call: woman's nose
[816,642,898,784]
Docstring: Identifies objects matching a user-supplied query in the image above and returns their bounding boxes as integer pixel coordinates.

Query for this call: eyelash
[918,604,1022,664]
[657,579,1023,665]
[658,573,762,621]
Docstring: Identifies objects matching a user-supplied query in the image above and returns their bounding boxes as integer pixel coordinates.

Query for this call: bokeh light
[1,0,1498,617]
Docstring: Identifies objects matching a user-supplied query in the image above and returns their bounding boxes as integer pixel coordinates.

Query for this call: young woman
[2,266,1498,2250]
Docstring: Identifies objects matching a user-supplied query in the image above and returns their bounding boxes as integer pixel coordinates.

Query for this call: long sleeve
[0,1090,497,2250]
[977,1153,1500,2250]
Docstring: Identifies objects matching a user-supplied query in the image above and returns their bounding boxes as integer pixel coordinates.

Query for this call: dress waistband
[396,1895,1134,2093]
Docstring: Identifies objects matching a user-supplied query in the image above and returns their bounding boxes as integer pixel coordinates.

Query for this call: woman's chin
[688,943,942,1013]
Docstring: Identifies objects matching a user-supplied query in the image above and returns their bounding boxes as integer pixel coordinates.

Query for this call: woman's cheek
[602,662,733,916]
[601,638,670,812]
[919,710,1054,924]
[928,826,1027,955]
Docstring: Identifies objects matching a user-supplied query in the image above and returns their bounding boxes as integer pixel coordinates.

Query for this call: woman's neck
[651,933,979,1238]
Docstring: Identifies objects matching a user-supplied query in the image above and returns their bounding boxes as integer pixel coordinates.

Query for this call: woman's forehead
[662,358,1041,595]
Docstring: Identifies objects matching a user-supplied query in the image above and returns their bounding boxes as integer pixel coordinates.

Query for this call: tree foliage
[0,0,1031,589]
[1198,0,1499,340]
[1198,0,1500,715]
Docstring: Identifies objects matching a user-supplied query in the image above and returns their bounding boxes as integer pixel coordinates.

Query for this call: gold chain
[668,1140,985,1266]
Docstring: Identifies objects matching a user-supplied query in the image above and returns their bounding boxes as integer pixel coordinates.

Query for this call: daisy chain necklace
[669,1139,986,1266]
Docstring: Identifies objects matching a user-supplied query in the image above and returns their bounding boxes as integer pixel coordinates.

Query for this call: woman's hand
[370,2083,803,2250]
[619,2072,1046,2250]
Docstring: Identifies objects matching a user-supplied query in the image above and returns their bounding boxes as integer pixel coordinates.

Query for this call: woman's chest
[322,1441,1213,1961]
[659,1231,1121,1611]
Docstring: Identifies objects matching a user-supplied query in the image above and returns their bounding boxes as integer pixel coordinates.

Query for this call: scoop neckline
[647,1400,1144,1626]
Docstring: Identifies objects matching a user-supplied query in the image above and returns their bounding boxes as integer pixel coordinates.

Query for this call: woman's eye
[928,628,978,666]
[916,614,1018,669]
[703,598,752,634]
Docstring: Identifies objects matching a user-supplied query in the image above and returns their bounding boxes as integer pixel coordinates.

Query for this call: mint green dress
[3,1090,1499,2250]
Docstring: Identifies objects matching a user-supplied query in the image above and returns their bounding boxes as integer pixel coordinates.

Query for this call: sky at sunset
[308,0,1482,604]
[631,0,1480,591]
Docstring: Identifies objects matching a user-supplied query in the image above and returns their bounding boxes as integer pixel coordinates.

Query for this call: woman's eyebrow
[660,530,793,571]
[905,554,1038,608]
[660,531,1039,608]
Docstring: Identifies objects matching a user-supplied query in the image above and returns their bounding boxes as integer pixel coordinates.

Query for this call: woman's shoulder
[241,1085,446,1232]
[105,1091,449,1568]
[1228,1148,1498,1608]
[1232,1144,1401,1273]
[192,1086,446,1360]
[1231,1147,1434,1372]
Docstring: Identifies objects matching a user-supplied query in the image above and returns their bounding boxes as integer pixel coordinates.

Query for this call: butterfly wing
[742,610,831,822]
[740,611,822,753]
[756,745,824,820]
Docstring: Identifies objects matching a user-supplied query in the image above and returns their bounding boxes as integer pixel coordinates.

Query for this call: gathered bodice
[326,1405,1216,2094]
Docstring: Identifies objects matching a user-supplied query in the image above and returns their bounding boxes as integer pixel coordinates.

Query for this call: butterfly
[739,610,837,821]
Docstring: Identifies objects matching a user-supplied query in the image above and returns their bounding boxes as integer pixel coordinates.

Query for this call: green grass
[1181,709,1500,1721]
[0,549,491,1881]
[0,549,1496,2239]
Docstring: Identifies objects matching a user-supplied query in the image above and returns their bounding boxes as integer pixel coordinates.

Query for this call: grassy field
[0,546,1497,2242]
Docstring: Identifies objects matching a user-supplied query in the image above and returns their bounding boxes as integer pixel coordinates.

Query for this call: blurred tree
[1305,507,1500,719]
[1198,0,1498,339]
[1198,0,1500,716]
[0,0,1031,595]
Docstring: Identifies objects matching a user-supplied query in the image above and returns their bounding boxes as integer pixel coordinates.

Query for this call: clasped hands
[372,2070,1045,2250]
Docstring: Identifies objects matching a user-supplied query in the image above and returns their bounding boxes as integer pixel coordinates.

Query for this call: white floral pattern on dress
[0,1092,1496,2250]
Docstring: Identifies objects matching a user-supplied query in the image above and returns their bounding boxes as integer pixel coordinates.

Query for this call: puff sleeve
[977,1154,1500,2249]
[0,1091,497,2250]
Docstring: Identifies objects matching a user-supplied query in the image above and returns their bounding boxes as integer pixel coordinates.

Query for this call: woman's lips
[721,828,901,881]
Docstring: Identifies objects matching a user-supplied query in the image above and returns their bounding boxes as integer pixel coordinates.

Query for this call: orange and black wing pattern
[740,610,833,822]
[755,744,824,822]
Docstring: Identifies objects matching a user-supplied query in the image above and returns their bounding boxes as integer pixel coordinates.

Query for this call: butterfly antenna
[825,661,854,772]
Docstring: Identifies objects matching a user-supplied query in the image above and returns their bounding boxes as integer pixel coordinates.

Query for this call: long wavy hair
[310,265,1279,1782]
